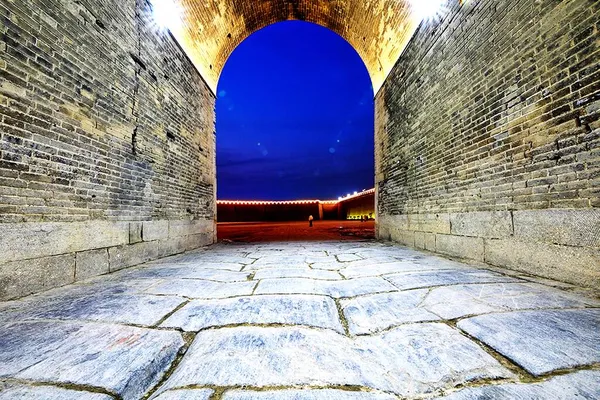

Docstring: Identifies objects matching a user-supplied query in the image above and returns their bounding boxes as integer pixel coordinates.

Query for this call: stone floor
[1,240,599,400]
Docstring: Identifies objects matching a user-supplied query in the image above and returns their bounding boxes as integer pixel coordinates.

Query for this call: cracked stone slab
[437,370,600,399]
[146,279,256,299]
[458,309,600,376]
[114,266,251,282]
[223,389,398,400]
[156,324,511,397]
[315,257,398,271]
[173,262,246,271]
[422,283,598,319]
[384,269,522,290]
[253,268,341,280]
[154,388,214,400]
[340,262,464,279]
[245,262,311,270]
[0,382,113,400]
[254,277,397,298]
[185,255,254,265]
[0,321,184,400]
[336,253,363,262]
[161,295,344,333]
[0,291,185,326]
[308,261,342,270]
[341,290,441,335]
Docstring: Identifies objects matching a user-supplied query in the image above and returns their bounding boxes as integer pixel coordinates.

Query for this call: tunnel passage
[0,0,599,301]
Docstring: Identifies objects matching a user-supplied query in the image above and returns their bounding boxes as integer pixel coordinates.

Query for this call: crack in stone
[141,332,197,400]
[153,300,191,328]
[0,377,122,399]
[334,298,351,337]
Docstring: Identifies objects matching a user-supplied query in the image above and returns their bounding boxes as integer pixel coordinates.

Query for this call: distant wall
[376,0,600,288]
[340,192,375,220]
[217,202,322,222]
[0,0,216,300]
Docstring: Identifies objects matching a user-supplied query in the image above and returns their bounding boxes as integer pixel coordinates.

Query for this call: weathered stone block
[0,321,184,400]
[75,249,109,281]
[435,234,484,261]
[424,232,436,252]
[485,238,600,288]
[513,209,600,248]
[390,229,415,247]
[109,241,159,272]
[129,222,143,244]
[169,219,213,238]
[142,220,169,242]
[0,254,75,300]
[0,222,129,263]
[408,213,451,234]
[450,211,513,239]
[458,309,600,376]
[414,231,426,249]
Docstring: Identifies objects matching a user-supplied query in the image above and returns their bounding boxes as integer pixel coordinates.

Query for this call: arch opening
[216,21,375,225]
[168,0,422,94]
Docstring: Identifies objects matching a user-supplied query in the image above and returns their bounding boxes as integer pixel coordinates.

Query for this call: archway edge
[172,0,420,95]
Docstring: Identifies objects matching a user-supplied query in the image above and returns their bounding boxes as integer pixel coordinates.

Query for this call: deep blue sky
[216,21,374,201]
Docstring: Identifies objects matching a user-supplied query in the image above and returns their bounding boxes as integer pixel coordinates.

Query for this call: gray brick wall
[0,0,215,223]
[376,0,600,288]
[0,0,216,299]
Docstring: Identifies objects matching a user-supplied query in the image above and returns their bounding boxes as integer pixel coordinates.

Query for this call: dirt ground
[217,221,375,242]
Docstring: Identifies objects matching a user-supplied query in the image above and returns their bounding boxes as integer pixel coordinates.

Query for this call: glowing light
[151,0,182,31]
[412,0,446,21]
[216,188,376,206]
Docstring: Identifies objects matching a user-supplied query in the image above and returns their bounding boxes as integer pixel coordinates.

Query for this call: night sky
[216,21,374,201]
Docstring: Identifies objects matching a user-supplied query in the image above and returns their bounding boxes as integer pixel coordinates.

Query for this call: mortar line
[141,331,198,400]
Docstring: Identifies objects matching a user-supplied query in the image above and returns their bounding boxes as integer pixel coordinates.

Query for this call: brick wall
[376,0,600,287]
[0,0,216,299]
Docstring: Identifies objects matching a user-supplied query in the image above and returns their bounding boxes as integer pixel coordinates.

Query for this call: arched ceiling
[168,0,422,94]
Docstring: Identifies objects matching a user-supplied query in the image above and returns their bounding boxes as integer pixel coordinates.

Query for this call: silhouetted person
[308,215,314,227]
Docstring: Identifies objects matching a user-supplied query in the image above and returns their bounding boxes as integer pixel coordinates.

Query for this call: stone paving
[0,241,599,399]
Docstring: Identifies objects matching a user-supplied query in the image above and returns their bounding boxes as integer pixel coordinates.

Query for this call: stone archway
[168,0,421,94]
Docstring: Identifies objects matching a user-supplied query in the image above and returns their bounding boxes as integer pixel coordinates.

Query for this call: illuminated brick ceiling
[170,0,422,94]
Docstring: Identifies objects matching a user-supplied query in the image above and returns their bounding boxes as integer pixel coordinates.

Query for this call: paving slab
[154,388,214,400]
[161,295,344,333]
[385,269,522,290]
[156,324,511,397]
[341,262,462,279]
[336,253,364,262]
[223,389,398,400]
[309,261,343,270]
[253,268,341,280]
[0,321,183,400]
[254,277,397,298]
[115,266,251,282]
[341,290,441,335]
[245,262,311,270]
[423,283,598,319]
[326,257,401,270]
[437,370,600,399]
[0,382,113,400]
[458,309,600,375]
[0,291,185,326]
[146,279,256,299]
